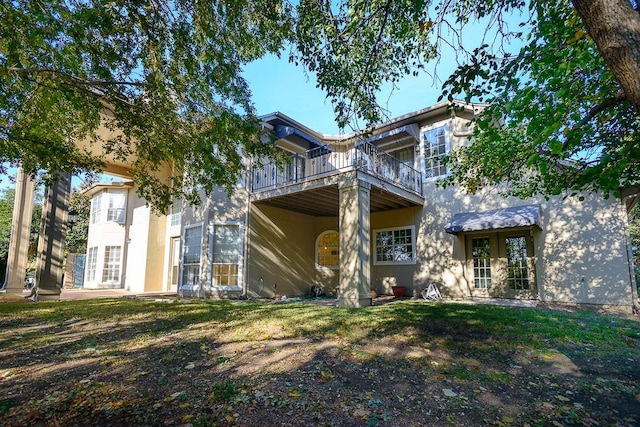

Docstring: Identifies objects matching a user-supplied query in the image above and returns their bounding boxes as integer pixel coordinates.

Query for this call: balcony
[251,142,423,196]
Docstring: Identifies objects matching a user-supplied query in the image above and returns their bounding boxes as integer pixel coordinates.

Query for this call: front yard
[0,297,639,426]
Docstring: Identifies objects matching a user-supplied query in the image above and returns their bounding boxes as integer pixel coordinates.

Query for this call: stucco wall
[248,202,326,298]
[415,182,635,306]
[370,207,422,295]
[175,105,635,307]
[537,193,634,305]
[180,188,248,297]
[124,190,168,292]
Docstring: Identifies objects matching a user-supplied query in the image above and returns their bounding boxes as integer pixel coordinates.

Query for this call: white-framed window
[316,230,339,270]
[106,191,126,223]
[85,246,98,282]
[169,199,182,227]
[102,245,122,283]
[465,233,534,293]
[90,194,102,224]
[471,237,492,289]
[505,236,530,290]
[374,226,416,265]
[182,224,203,287]
[211,223,243,288]
[423,124,450,180]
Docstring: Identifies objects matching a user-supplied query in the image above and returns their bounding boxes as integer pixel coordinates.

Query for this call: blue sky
[1,10,528,189]
[1,52,463,189]
[242,9,530,135]
[243,54,456,136]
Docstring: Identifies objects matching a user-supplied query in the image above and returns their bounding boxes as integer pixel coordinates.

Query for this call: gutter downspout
[621,195,639,314]
[243,166,251,298]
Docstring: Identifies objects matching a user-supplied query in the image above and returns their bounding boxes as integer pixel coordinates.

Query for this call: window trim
[209,221,244,291]
[315,230,340,270]
[85,246,98,283]
[504,234,531,291]
[169,199,182,228]
[101,245,122,284]
[470,236,493,290]
[106,190,127,224]
[90,194,102,224]
[180,223,204,289]
[373,225,417,266]
[421,123,451,182]
[465,231,536,294]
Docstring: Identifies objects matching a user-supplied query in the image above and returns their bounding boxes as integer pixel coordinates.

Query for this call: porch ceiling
[253,183,422,217]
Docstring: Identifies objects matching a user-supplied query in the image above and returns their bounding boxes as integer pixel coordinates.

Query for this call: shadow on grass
[0,299,638,426]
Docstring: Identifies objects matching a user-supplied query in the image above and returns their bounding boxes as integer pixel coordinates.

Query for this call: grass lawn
[0,297,639,426]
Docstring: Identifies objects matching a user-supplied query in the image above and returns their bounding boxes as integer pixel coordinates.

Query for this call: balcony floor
[251,171,424,217]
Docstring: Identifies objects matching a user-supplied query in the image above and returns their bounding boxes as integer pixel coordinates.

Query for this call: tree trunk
[572,0,640,114]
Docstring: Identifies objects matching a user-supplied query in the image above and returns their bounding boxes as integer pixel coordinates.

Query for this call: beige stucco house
[83,100,639,310]
[82,181,181,292]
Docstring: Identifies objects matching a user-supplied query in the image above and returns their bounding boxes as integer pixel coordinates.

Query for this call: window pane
[212,224,242,287]
[182,226,202,286]
[424,125,449,179]
[316,231,339,268]
[86,247,98,282]
[107,192,126,223]
[102,246,121,283]
[506,236,529,290]
[375,227,414,264]
[170,199,182,227]
[472,238,491,289]
[90,195,102,224]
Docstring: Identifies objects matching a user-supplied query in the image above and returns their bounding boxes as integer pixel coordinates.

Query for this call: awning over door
[445,204,542,235]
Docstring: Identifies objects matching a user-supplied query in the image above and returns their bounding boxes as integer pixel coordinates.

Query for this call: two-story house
[81,100,638,310]
[176,100,638,309]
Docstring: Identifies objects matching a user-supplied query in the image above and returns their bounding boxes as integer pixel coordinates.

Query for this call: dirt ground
[0,297,639,426]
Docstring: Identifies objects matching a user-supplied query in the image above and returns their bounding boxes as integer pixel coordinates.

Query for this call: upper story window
[90,194,102,224]
[106,191,126,223]
[169,199,182,227]
[316,230,339,270]
[423,124,450,180]
[90,190,127,224]
[374,226,416,265]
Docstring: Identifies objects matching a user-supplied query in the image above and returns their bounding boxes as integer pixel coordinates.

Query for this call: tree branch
[559,91,627,151]
[578,91,627,128]
[5,67,148,88]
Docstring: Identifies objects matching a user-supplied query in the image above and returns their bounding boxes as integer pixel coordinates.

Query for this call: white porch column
[338,178,371,307]
[3,167,35,294]
[35,174,72,300]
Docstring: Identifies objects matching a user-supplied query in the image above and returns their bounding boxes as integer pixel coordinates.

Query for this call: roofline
[362,100,486,136]
[260,100,485,144]
[259,112,332,142]
[80,180,134,197]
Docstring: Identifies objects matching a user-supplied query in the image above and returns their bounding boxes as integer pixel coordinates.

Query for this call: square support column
[35,174,72,301]
[3,167,35,294]
[338,178,371,307]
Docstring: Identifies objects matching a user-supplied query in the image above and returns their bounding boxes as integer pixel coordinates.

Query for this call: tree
[292,0,640,198]
[440,0,640,198]
[65,178,98,254]
[2,0,639,207]
[1,0,293,212]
